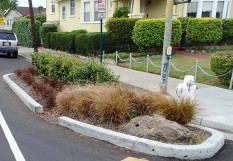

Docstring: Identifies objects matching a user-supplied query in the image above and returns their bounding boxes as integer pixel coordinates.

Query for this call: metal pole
[160,0,174,94]
[100,18,103,64]
[229,70,233,90]
[129,53,132,69]
[103,50,105,64]
[115,50,118,65]
[194,60,199,82]
[146,55,149,73]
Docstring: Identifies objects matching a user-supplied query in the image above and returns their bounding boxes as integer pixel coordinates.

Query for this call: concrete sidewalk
[18,47,233,135]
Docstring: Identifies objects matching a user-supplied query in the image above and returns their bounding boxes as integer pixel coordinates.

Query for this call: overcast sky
[17,0,46,7]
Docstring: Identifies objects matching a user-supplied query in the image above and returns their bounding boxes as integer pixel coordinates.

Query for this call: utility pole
[160,0,174,94]
[28,0,38,52]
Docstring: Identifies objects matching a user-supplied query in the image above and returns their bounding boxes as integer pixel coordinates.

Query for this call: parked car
[0,30,18,58]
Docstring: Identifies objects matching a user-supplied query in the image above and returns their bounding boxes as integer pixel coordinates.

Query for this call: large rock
[119,114,191,142]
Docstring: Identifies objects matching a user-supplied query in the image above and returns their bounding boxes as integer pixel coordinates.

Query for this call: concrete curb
[58,116,224,160]
[3,73,43,113]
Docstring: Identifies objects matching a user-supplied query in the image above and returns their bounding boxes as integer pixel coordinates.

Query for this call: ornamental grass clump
[159,97,198,125]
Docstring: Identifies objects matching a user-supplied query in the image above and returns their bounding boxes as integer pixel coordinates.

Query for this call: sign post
[98,0,106,64]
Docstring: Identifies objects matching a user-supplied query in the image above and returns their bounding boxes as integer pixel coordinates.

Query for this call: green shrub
[35,13,46,25]
[40,24,57,46]
[32,52,119,84]
[177,17,191,47]
[132,19,182,49]
[12,17,41,47]
[49,29,87,53]
[211,53,233,83]
[113,6,129,18]
[75,32,115,56]
[222,19,233,44]
[186,18,222,46]
[105,18,139,51]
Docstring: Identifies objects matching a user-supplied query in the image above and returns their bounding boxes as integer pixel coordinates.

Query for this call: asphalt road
[0,55,233,161]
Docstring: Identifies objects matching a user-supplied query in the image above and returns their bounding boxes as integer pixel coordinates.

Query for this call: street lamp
[160,0,191,94]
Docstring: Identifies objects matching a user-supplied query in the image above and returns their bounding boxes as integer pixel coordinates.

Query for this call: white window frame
[108,0,113,11]
[70,0,75,17]
[61,6,66,20]
[82,0,91,23]
[93,0,100,23]
[184,0,231,19]
[51,0,56,14]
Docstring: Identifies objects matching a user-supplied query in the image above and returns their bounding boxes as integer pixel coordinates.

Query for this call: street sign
[98,0,106,19]
[0,17,5,25]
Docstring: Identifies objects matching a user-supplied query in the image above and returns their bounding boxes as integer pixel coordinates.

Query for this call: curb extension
[58,116,224,160]
[2,73,225,160]
[3,73,43,113]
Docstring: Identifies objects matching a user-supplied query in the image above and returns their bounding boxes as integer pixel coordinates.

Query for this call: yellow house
[46,0,233,32]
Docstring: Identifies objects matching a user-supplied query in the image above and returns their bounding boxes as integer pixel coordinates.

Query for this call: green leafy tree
[35,12,46,25]
[0,0,18,16]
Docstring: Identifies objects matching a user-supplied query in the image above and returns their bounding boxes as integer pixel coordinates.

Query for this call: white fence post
[194,60,199,82]
[229,70,233,90]
[115,51,118,65]
[146,55,149,73]
[129,53,132,69]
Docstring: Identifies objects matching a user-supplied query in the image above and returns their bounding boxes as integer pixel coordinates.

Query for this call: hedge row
[12,17,41,47]
[32,52,119,84]
[49,30,87,53]
[211,53,233,82]
[132,19,182,49]
[105,18,139,51]
[40,24,57,46]
[75,32,115,56]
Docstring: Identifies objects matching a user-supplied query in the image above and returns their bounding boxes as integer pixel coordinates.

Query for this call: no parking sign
[98,0,106,19]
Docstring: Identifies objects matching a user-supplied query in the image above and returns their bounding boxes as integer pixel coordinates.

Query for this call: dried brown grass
[159,97,198,125]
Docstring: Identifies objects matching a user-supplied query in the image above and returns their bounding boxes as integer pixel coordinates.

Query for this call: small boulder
[119,114,191,142]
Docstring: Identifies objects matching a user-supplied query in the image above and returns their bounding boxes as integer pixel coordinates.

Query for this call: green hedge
[132,19,182,49]
[40,24,57,47]
[105,18,139,51]
[75,32,115,56]
[12,17,41,47]
[211,53,233,83]
[222,19,233,44]
[32,52,119,84]
[177,17,191,47]
[49,29,87,53]
[186,18,222,45]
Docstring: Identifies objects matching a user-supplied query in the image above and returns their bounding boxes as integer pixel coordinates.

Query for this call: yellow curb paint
[121,157,148,161]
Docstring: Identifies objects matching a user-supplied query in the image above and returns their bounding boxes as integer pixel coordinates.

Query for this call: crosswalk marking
[0,111,25,161]
[121,157,149,161]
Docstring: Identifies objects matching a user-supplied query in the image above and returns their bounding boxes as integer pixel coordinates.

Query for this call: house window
[51,0,55,13]
[83,1,90,22]
[216,1,224,18]
[94,0,99,21]
[70,0,75,16]
[108,0,113,11]
[202,1,213,17]
[186,0,230,19]
[187,2,198,17]
[61,6,66,20]
[140,0,145,13]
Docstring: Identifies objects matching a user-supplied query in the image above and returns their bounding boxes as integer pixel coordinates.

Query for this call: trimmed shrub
[12,17,41,47]
[222,19,233,44]
[211,53,233,83]
[186,18,222,46]
[113,6,129,18]
[35,13,46,25]
[75,32,115,56]
[105,18,139,51]
[40,24,57,47]
[49,29,87,53]
[132,19,182,49]
[177,17,191,47]
[32,52,119,84]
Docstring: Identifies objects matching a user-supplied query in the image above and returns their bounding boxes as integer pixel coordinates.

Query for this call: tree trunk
[28,0,38,52]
